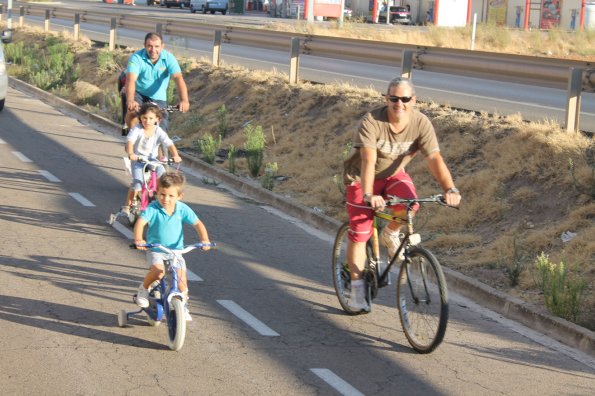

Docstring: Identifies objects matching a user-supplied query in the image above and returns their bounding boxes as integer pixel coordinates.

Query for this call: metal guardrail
[4,4,595,132]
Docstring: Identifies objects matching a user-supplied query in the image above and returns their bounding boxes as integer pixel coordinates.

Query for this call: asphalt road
[1,86,593,394]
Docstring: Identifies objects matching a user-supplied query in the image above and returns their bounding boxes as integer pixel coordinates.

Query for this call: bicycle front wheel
[167,298,187,351]
[331,222,363,315]
[397,246,448,353]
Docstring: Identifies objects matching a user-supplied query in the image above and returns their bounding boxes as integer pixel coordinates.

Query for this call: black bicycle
[332,194,454,353]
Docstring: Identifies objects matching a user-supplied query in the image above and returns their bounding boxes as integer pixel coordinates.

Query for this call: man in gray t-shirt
[342,77,461,312]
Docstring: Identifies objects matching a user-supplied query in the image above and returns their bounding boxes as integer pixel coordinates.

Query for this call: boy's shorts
[146,251,186,272]
[345,170,418,243]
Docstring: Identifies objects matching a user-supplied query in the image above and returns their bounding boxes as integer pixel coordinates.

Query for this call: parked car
[161,0,190,8]
[378,6,412,25]
[0,30,13,112]
[189,0,228,14]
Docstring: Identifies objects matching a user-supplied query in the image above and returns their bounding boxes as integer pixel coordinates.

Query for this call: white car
[0,30,11,112]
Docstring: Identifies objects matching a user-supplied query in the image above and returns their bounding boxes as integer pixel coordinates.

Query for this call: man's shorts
[345,170,418,243]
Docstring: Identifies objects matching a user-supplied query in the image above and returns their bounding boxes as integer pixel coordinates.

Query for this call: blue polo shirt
[126,48,182,101]
[141,200,199,250]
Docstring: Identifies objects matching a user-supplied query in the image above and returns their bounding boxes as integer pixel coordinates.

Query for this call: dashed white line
[187,270,203,282]
[217,300,280,337]
[111,221,134,239]
[310,368,365,396]
[38,170,61,182]
[68,192,95,207]
[12,151,32,162]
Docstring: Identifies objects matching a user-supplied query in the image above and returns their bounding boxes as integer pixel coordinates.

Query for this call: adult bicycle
[332,194,455,353]
[117,243,215,351]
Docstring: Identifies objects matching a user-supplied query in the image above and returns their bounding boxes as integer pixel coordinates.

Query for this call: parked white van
[0,30,12,112]
[189,0,228,14]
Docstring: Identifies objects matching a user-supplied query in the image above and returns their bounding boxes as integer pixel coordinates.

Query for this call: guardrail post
[44,9,50,32]
[74,14,80,41]
[156,23,162,37]
[289,38,300,85]
[401,50,414,79]
[565,67,583,133]
[213,30,222,67]
[19,6,24,28]
[109,17,116,51]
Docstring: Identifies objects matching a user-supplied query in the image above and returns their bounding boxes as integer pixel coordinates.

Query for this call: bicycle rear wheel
[167,297,187,351]
[331,222,363,315]
[397,246,448,353]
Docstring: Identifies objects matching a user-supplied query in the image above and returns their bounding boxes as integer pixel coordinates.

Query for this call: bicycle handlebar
[385,194,458,209]
[135,156,179,166]
[129,243,216,253]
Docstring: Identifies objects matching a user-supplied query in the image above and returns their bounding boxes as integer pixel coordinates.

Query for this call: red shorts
[345,170,418,243]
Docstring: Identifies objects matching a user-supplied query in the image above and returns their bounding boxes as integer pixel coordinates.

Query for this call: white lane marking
[0,138,6,144]
[38,170,61,182]
[12,151,32,162]
[217,300,280,337]
[310,369,365,396]
[68,192,95,207]
[187,270,203,282]
[111,221,134,239]
[109,220,203,281]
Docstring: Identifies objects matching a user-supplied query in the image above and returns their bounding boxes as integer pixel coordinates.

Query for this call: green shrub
[196,132,221,164]
[244,123,266,178]
[227,144,237,174]
[5,37,78,91]
[534,253,587,322]
[97,47,119,75]
[217,104,230,138]
[261,162,278,191]
[499,236,528,287]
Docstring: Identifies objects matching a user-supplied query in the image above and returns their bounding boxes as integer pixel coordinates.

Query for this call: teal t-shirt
[141,200,199,250]
[126,48,181,101]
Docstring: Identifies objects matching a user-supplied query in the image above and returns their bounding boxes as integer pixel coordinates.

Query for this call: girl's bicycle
[332,194,455,354]
[126,156,179,226]
[117,243,215,351]
[108,156,179,226]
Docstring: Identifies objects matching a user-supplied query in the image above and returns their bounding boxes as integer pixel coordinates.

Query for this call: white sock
[351,279,365,288]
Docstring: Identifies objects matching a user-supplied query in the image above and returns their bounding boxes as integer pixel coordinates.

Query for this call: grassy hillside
[3,26,593,329]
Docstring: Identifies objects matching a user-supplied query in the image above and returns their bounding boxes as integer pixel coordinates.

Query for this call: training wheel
[117,309,128,327]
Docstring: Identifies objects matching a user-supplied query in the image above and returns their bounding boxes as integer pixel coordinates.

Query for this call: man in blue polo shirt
[124,32,189,131]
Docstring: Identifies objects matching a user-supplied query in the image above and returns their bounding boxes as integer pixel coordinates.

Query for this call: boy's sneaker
[136,285,149,308]
[381,228,405,261]
[183,303,193,322]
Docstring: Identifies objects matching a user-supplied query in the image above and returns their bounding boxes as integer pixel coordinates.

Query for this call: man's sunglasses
[387,95,413,103]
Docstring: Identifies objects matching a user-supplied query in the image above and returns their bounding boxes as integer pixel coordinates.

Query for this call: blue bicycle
[117,242,215,351]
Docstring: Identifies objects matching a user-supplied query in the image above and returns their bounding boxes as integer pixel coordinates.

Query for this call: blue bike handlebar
[129,242,216,251]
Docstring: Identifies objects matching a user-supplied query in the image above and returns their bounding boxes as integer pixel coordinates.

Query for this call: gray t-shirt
[343,106,439,184]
